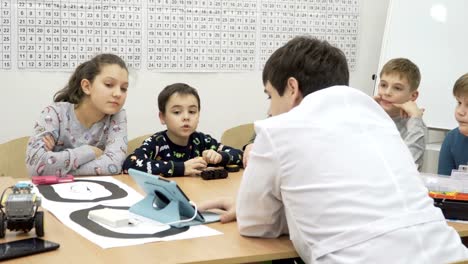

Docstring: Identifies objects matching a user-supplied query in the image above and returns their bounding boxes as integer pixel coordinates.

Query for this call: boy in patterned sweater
[123,83,243,177]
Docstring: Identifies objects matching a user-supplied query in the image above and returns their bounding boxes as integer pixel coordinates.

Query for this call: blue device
[128,169,220,228]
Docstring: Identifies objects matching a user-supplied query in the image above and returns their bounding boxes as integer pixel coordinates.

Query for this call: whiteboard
[377,0,468,130]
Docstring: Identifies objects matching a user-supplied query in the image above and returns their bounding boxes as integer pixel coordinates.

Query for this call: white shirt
[237,86,468,263]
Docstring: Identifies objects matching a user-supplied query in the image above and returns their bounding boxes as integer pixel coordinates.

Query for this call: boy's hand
[90,146,104,158]
[243,143,253,168]
[42,134,56,151]
[202,149,222,164]
[198,197,236,223]
[373,94,382,103]
[393,101,425,118]
[184,157,207,176]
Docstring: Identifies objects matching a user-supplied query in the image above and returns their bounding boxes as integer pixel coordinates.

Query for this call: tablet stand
[128,169,220,228]
[129,192,198,228]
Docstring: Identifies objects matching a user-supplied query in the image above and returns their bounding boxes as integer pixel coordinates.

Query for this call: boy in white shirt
[200,37,468,264]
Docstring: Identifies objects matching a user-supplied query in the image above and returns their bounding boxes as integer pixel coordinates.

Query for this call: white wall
[0,0,390,144]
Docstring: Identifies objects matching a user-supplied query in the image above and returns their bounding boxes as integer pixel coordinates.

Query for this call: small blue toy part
[14,182,32,189]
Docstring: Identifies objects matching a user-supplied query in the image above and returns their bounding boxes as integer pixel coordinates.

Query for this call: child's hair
[54,53,128,104]
[158,83,201,113]
[453,73,468,98]
[262,36,349,97]
[379,58,421,91]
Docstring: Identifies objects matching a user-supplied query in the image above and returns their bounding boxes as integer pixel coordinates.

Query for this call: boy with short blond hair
[375,58,426,170]
[380,58,421,91]
[438,73,468,175]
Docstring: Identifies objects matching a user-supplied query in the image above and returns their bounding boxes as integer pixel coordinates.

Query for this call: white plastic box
[419,172,468,193]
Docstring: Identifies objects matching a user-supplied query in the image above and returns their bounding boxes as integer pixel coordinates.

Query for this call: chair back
[220,123,254,150]
[0,136,30,178]
[127,134,152,155]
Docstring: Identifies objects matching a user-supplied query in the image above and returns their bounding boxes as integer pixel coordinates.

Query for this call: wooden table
[449,222,468,237]
[2,173,468,263]
[0,173,298,264]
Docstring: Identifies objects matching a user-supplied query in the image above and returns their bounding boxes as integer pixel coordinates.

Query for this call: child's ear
[80,79,91,95]
[286,77,303,106]
[158,111,166,125]
[410,90,419,101]
[81,79,92,95]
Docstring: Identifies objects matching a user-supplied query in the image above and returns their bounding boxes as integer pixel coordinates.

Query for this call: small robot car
[0,183,44,238]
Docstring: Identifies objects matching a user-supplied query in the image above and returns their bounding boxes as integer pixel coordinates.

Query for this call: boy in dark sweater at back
[123,83,242,177]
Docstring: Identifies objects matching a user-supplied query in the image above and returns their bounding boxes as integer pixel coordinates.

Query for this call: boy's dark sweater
[123,130,243,177]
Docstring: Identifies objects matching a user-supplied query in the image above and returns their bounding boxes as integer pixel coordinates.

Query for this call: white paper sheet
[33,176,222,249]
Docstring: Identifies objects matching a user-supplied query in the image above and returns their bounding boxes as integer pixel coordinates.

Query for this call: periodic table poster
[17,0,142,70]
[259,0,359,69]
[0,0,11,69]
[5,0,360,72]
[147,0,258,71]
